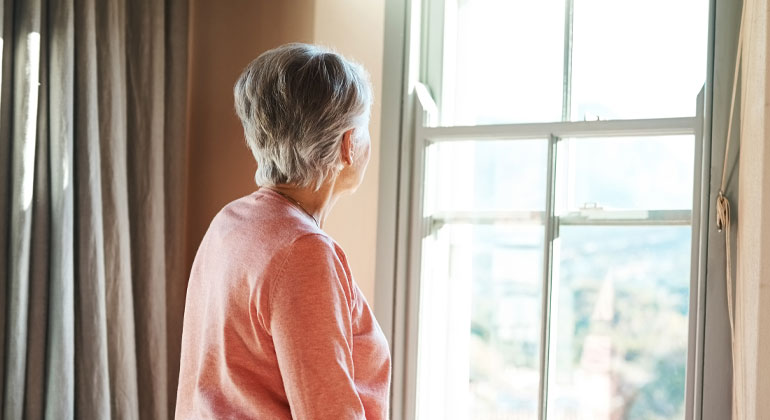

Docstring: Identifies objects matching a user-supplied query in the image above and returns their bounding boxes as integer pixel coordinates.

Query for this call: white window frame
[374,0,736,419]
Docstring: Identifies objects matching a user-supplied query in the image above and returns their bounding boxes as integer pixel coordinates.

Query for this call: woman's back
[175,188,390,420]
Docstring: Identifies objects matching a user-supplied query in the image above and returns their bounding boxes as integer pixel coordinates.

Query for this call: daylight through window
[409,0,708,419]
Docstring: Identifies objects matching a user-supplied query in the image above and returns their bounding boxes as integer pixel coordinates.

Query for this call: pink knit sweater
[175,188,391,419]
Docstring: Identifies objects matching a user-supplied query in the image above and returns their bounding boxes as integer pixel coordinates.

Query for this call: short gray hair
[234,43,373,190]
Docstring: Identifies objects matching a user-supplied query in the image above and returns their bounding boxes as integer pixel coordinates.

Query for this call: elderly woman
[175,44,391,419]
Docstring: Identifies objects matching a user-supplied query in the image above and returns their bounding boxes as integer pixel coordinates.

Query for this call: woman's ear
[340,128,355,165]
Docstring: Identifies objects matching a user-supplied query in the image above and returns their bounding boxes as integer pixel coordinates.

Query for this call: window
[399,0,710,419]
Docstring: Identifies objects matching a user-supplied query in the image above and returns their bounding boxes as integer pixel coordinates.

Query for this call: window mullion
[562,0,575,122]
[537,134,560,420]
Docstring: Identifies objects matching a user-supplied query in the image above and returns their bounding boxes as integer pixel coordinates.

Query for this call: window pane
[417,224,544,420]
[570,0,708,120]
[556,136,695,212]
[425,139,548,214]
[442,0,565,125]
[418,137,550,419]
[546,226,691,420]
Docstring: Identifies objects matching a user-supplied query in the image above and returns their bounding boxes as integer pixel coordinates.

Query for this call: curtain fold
[1,0,189,418]
[73,0,113,417]
[0,0,11,413]
[5,1,43,419]
[162,0,190,416]
[44,0,75,417]
[93,0,141,417]
[124,0,170,418]
[23,4,51,419]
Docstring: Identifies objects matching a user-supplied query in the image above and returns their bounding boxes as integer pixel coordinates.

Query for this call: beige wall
[186,0,314,273]
[186,1,385,305]
[313,0,386,304]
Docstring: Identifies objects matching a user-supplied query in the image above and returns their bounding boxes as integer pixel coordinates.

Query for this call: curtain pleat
[44,0,76,417]
[0,0,15,413]
[72,0,113,416]
[163,0,190,414]
[1,0,189,418]
[125,0,170,418]
[94,0,141,417]
[23,6,50,418]
[4,0,43,418]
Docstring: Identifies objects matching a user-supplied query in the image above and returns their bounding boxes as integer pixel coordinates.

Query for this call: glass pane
[556,136,695,212]
[425,139,548,214]
[546,226,691,420]
[417,137,550,419]
[570,0,708,120]
[442,0,565,125]
[416,223,544,420]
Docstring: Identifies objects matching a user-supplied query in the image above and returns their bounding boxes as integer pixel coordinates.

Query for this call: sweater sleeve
[267,234,366,420]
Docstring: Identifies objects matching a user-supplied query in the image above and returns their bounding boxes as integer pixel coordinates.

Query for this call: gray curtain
[0,0,189,418]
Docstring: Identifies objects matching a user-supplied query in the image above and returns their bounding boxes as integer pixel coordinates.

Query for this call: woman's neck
[265,182,339,228]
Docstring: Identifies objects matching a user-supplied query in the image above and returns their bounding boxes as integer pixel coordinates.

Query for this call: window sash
[406,82,705,419]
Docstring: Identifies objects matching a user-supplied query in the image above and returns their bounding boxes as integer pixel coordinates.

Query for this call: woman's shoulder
[280,232,348,265]
[211,190,318,237]
[269,232,357,309]
[201,191,336,262]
